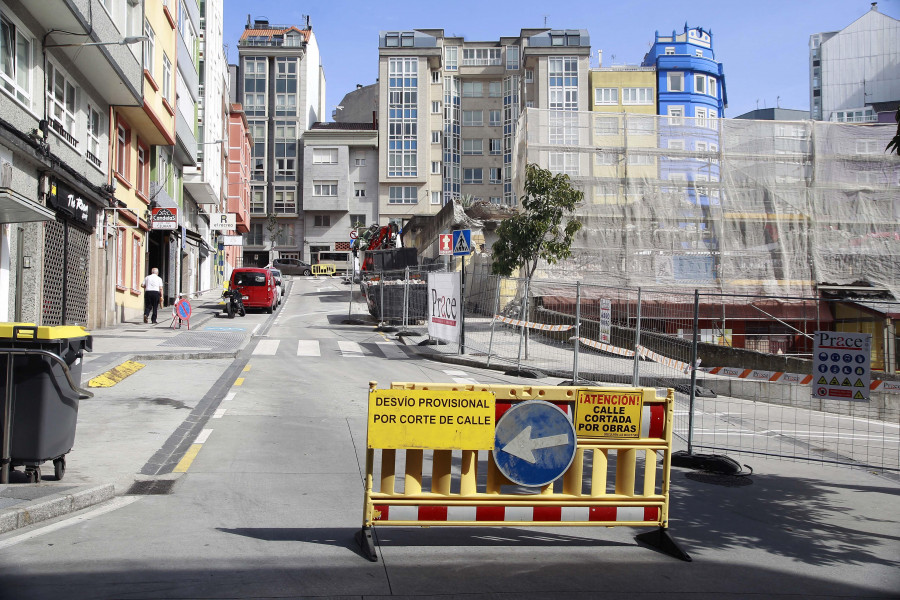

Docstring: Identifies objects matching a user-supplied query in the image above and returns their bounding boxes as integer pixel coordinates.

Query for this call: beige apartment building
[376,28,591,230]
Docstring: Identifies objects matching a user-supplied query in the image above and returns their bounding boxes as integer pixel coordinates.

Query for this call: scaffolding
[515,108,900,299]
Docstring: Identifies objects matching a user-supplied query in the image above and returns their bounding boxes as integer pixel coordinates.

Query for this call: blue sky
[223,0,900,120]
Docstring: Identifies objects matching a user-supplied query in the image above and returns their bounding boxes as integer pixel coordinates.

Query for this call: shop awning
[0,187,55,223]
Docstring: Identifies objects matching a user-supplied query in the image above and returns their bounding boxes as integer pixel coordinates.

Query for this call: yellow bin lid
[0,322,90,341]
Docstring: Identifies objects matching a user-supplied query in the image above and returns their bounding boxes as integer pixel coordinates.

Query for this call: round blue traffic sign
[175,299,192,320]
[492,400,577,488]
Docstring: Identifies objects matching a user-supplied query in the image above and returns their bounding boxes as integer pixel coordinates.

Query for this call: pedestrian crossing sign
[452,229,471,256]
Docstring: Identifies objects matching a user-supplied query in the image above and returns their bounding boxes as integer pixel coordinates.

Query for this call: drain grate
[126,480,177,495]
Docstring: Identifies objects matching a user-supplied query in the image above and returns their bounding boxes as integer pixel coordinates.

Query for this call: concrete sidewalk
[0,287,253,534]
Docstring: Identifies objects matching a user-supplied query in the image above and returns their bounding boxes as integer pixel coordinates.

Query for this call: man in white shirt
[141,267,164,324]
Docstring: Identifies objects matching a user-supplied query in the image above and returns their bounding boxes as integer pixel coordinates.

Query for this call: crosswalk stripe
[453,377,479,385]
[297,340,321,356]
[376,342,409,359]
[253,339,280,355]
[338,341,363,357]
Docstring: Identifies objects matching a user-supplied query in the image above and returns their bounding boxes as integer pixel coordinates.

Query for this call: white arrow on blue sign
[492,400,577,487]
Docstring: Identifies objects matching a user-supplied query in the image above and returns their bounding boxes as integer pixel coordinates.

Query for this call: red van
[230,268,278,313]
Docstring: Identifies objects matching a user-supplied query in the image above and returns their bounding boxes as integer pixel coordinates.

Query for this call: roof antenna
[543,15,549,26]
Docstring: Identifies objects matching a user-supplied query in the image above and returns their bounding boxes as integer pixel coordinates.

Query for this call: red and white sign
[427,272,460,343]
[151,207,178,230]
[439,233,453,256]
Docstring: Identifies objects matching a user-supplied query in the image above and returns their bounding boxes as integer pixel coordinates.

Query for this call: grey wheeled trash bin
[0,323,92,483]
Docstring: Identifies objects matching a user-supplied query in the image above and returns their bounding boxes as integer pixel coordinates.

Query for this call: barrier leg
[634,527,692,562]
[355,527,378,562]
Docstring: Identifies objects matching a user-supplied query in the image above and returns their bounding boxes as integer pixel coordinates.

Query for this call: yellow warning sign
[367,389,495,450]
[818,376,828,385]
[574,389,646,438]
[854,391,865,399]
[830,377,840,385]
[841,378,851,386]
[854,379,864,387]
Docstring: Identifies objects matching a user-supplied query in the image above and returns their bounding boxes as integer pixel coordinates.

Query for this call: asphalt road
[0,277,897,599]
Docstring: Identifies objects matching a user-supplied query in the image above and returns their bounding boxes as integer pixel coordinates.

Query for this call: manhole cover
[126,480,177,495]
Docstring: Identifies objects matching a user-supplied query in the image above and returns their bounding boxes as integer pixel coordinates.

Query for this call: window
[86,106,102,167]
[525,70,534,83]
[116,121,130,178]
[708,77,717,98]
[668,139,685,150]
[47,63,77,143]
[388,186,417,204]
[313,148,338,164]
[696,141,708,152]
[489,167,502,183]
[549,152,578,176]
[667,105,684,125]
[463,168,482,184]
[354,183,366,197]
[116,231,125,287]
[431,70,440,84]
[664,47,675,55]
[354,155,366,167]
[432,130,441,144]
[490,197,502,205]
[622,87,653,105]
[489,81,502,97]
[489,138,501,155]
[462,110,483,126]
[136,140,149,198]
[462,48,501,66]
[463,139,483,155]
[275,57,298,117]
[506,45,519,70]
[695,49,703,57]
[856,139,879,154]
[667,72,683,93]
[593,116,618,135]
[627,153,653,166]
[314,181,338,196]
[162,53,172,102]
[594,87,617,105]
[250,188,265,214]
[432,101,441,113]
[273,187,296,213]
[131,235,140,291]
[0,12,33,103]
[384,31,414,48]
[143,20,155,73]
[548,56,578,111]
[444,46,458,71]
[431,191,442,205]
[489,109,501,127]
[462,81,482,97]
[243,57,266,116]
[431,161,441,174]
[314,215,331,227]
[350,214,366,227]
[595,151,616,166]
[388,57,418,177]
[694,74,705,94]
[695,107,707,128]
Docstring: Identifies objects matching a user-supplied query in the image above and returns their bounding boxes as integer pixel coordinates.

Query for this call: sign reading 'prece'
[427,272,460,343]
[574,389,645,438]
[367,389,496,450]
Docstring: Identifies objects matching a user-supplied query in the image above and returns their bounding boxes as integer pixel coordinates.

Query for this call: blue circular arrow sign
[492,400,577,487]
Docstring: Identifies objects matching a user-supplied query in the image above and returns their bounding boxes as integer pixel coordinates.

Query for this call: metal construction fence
[362,264,899,475]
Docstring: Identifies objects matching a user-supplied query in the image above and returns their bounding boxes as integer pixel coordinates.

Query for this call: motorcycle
[222,287,246,319]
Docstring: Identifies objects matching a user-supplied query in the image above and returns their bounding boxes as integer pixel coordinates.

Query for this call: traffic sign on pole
[452,229,471,256]
[492,400,576,487]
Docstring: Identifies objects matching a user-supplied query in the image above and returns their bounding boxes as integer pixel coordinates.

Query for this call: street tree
[491,163,583,278]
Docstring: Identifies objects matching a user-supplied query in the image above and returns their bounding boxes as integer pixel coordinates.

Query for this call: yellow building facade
[110,2,178,321]
[588,68,657,205]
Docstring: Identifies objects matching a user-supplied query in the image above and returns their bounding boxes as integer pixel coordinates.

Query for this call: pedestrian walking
[141,267,164,324]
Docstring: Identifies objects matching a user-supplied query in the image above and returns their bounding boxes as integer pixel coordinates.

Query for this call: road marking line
[173,443,203,473]
[222,391,236,404]
[453,377,479,385]
[338,341,363,357]
[297,340,321,356]
[443,370,468,377]
[234,377,244,386]
[195,428,213,444]
[88,360,145,388]
[212,408,227,419]
[377,342,408,359]
[0,497,141,550]
[253,339,280,355]
[243,365,252,372]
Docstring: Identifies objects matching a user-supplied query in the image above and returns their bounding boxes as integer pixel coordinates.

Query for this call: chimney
[871,2,878,10]
[597,49,602,67]
[357,84,363,90]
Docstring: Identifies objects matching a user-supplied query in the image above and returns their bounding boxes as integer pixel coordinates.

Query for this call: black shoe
[144,316,148,323]
[151,321,158,324]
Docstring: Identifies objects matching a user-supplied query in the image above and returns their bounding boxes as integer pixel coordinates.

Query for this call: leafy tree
[887,108,900,155]
[491,163,583,278]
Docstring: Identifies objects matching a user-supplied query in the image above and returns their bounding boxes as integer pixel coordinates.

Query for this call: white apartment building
[376,28,591,230]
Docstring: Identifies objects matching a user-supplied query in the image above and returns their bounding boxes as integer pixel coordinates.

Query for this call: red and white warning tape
[636,345,694,374]
[494,315,574,332]
[575,337,635,357]
[698,366,900,393]
[373,504,660,524]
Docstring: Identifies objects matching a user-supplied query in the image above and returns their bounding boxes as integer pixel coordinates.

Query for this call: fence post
[379,270,385,327]
[486,276,501,368]
[402,267,410,332]
[460,257,466,355]
[632,286,642,387]
[573,281,581,384]
[688,289,700,455]
[516,277,530,372]
[1,353,12,483]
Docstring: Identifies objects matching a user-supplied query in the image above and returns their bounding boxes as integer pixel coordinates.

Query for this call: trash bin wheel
[26,466,41,483]
[53,457,66,481]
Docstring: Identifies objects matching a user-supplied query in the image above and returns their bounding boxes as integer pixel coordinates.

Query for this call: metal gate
[42,219,90,326]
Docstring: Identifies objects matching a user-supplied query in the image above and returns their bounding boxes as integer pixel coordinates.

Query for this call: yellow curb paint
[173,444,202,473]
[234,377,245,386]
[243,365,252,372]
[88,360,146,388]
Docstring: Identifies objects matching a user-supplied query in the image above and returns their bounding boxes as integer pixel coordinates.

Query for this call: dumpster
[0,323,92,483]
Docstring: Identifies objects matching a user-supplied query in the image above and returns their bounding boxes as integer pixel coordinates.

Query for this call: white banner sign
[427,272,460,344]
[210,213,236,230]
[812,331,872,402]
[221,235,243,246]
[599,298,612,343]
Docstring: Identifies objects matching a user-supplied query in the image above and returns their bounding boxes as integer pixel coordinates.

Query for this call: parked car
[230,267,278,314]
[269,268,284,299]
[272,258,312,276]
